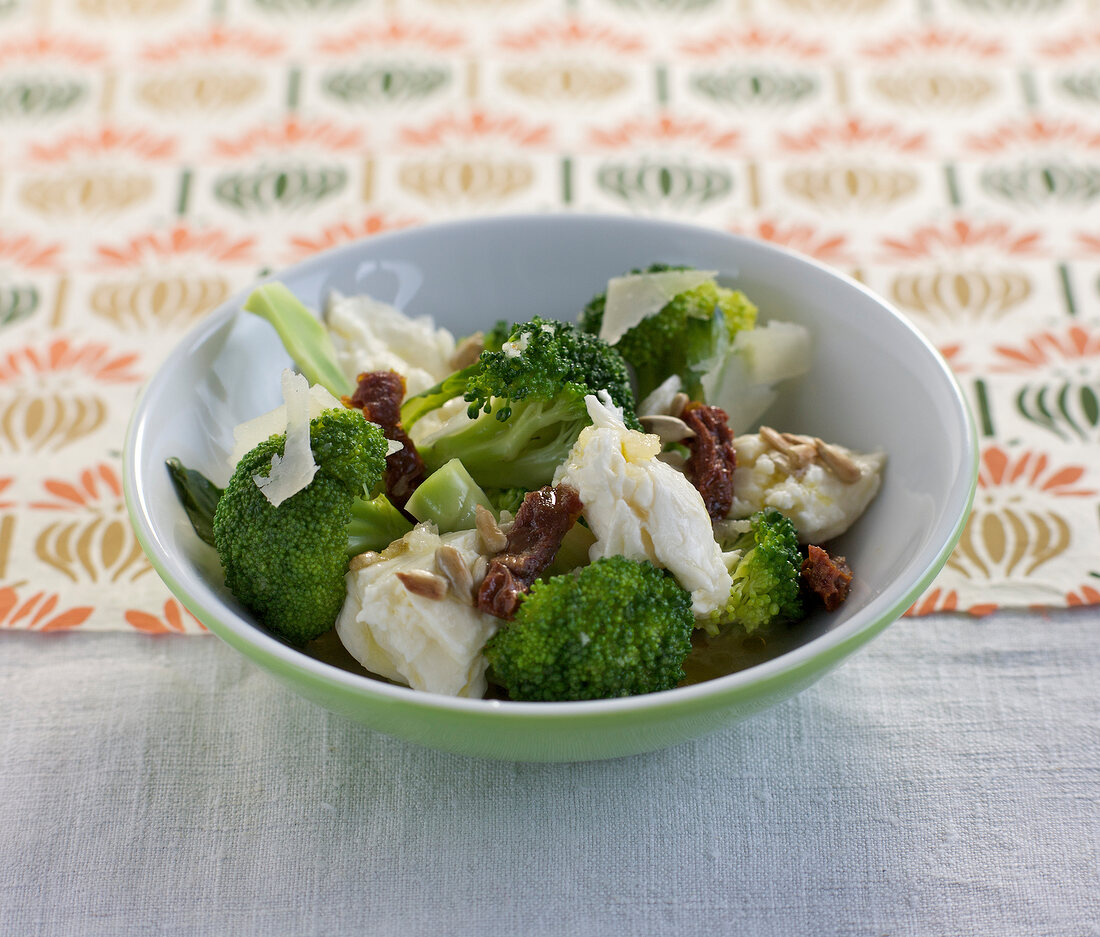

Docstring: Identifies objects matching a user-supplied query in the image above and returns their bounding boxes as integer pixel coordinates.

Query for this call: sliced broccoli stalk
[420,386,591,490]
[403,458,495,533]
[707,507,804,636]
[212,407,389,645]
[484,556,694,701]
[243,283,354,399]
[346,492,414,554]
[165,457,222,547]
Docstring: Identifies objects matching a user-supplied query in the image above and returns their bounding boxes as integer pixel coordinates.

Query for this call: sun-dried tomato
[801,544,852,611]
[477,485,584,620]
[343,370,424,507]
[682,402,736,521]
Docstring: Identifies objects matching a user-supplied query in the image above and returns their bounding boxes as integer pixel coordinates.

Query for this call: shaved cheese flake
[735,320,811,385]
[253,369,318,507]
[599,268,717,346]
[385,438,404,457]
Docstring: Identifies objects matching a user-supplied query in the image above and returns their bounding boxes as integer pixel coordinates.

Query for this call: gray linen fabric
[1,609,1097,937]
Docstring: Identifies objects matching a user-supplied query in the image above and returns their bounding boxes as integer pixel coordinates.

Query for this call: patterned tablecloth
[1,0,1098,633]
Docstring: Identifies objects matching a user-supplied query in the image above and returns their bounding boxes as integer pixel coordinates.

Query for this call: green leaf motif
[691,69,817,107]
[0,79,86,119]
[981,162,1100,207]
[323,63,450,105]
[597,160,732,211]
[213,164,347,214]
[1060,71,1100,105]
[0,283,39,328]
[1016,381,1100,441]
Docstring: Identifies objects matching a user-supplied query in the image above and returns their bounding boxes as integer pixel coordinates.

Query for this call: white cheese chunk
[553,393,732,617]
[337,525,499,698]
[599,269,717,346]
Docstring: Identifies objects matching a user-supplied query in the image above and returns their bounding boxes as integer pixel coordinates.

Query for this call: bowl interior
[126,214,975,738]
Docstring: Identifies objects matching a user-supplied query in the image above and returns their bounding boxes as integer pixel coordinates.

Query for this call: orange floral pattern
[880,219,1042,260]
[124,599,204,634]
[0,586,94,631]
[95,225,256,267]
[399,111,552,148]
[211,118,365,159]
[316,19,467,55]
[286,213,421,261]
[679,27,827,60]
[730,219,853,263]
[0,338,142,384]
[589,115,740,152]
[498,20,646,55]
[2,3,1098,628]
[992,325,1100,372]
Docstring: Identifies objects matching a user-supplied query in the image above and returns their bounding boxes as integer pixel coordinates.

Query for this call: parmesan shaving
[599,268,716,346]
[252,369,318,507]
[230,383,342,469]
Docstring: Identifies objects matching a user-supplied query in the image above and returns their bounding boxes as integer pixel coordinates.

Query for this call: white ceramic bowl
[124,214,977,762]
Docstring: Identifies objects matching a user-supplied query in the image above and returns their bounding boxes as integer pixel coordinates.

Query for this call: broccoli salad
[169,266,885,702]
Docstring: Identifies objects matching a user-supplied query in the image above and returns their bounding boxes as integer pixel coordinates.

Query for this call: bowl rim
[123,212,979,719]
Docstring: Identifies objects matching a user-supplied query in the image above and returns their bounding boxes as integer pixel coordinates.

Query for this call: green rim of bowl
[122,213,980,747]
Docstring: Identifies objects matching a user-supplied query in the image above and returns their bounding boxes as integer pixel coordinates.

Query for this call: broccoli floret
[211,407,393,646]
[484,556,694,701]
[579,263,758,401]
[708,508,804,636]
[403,317,641,489]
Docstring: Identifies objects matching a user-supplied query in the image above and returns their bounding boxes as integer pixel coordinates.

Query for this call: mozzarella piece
[729,433,885,543]
[325,291,457,396]
[337,525,499,698]
[553,394,732,617]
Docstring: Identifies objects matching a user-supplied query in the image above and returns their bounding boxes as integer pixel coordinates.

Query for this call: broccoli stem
[403,458,495,533]
[346,493,414,555]
[243,283,354,399]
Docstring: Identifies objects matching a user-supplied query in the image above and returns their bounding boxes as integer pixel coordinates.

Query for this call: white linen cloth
[1,609,1097,937]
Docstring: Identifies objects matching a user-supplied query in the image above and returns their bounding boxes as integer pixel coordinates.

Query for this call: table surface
[2,607,1098,936]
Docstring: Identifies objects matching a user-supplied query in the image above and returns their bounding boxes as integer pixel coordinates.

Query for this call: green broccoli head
[212,407,390,646]
[406,317,641,490]
[484,556,694,701]
[710,507,804,635]
[579,263,758,401]
[463,316,640,427]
